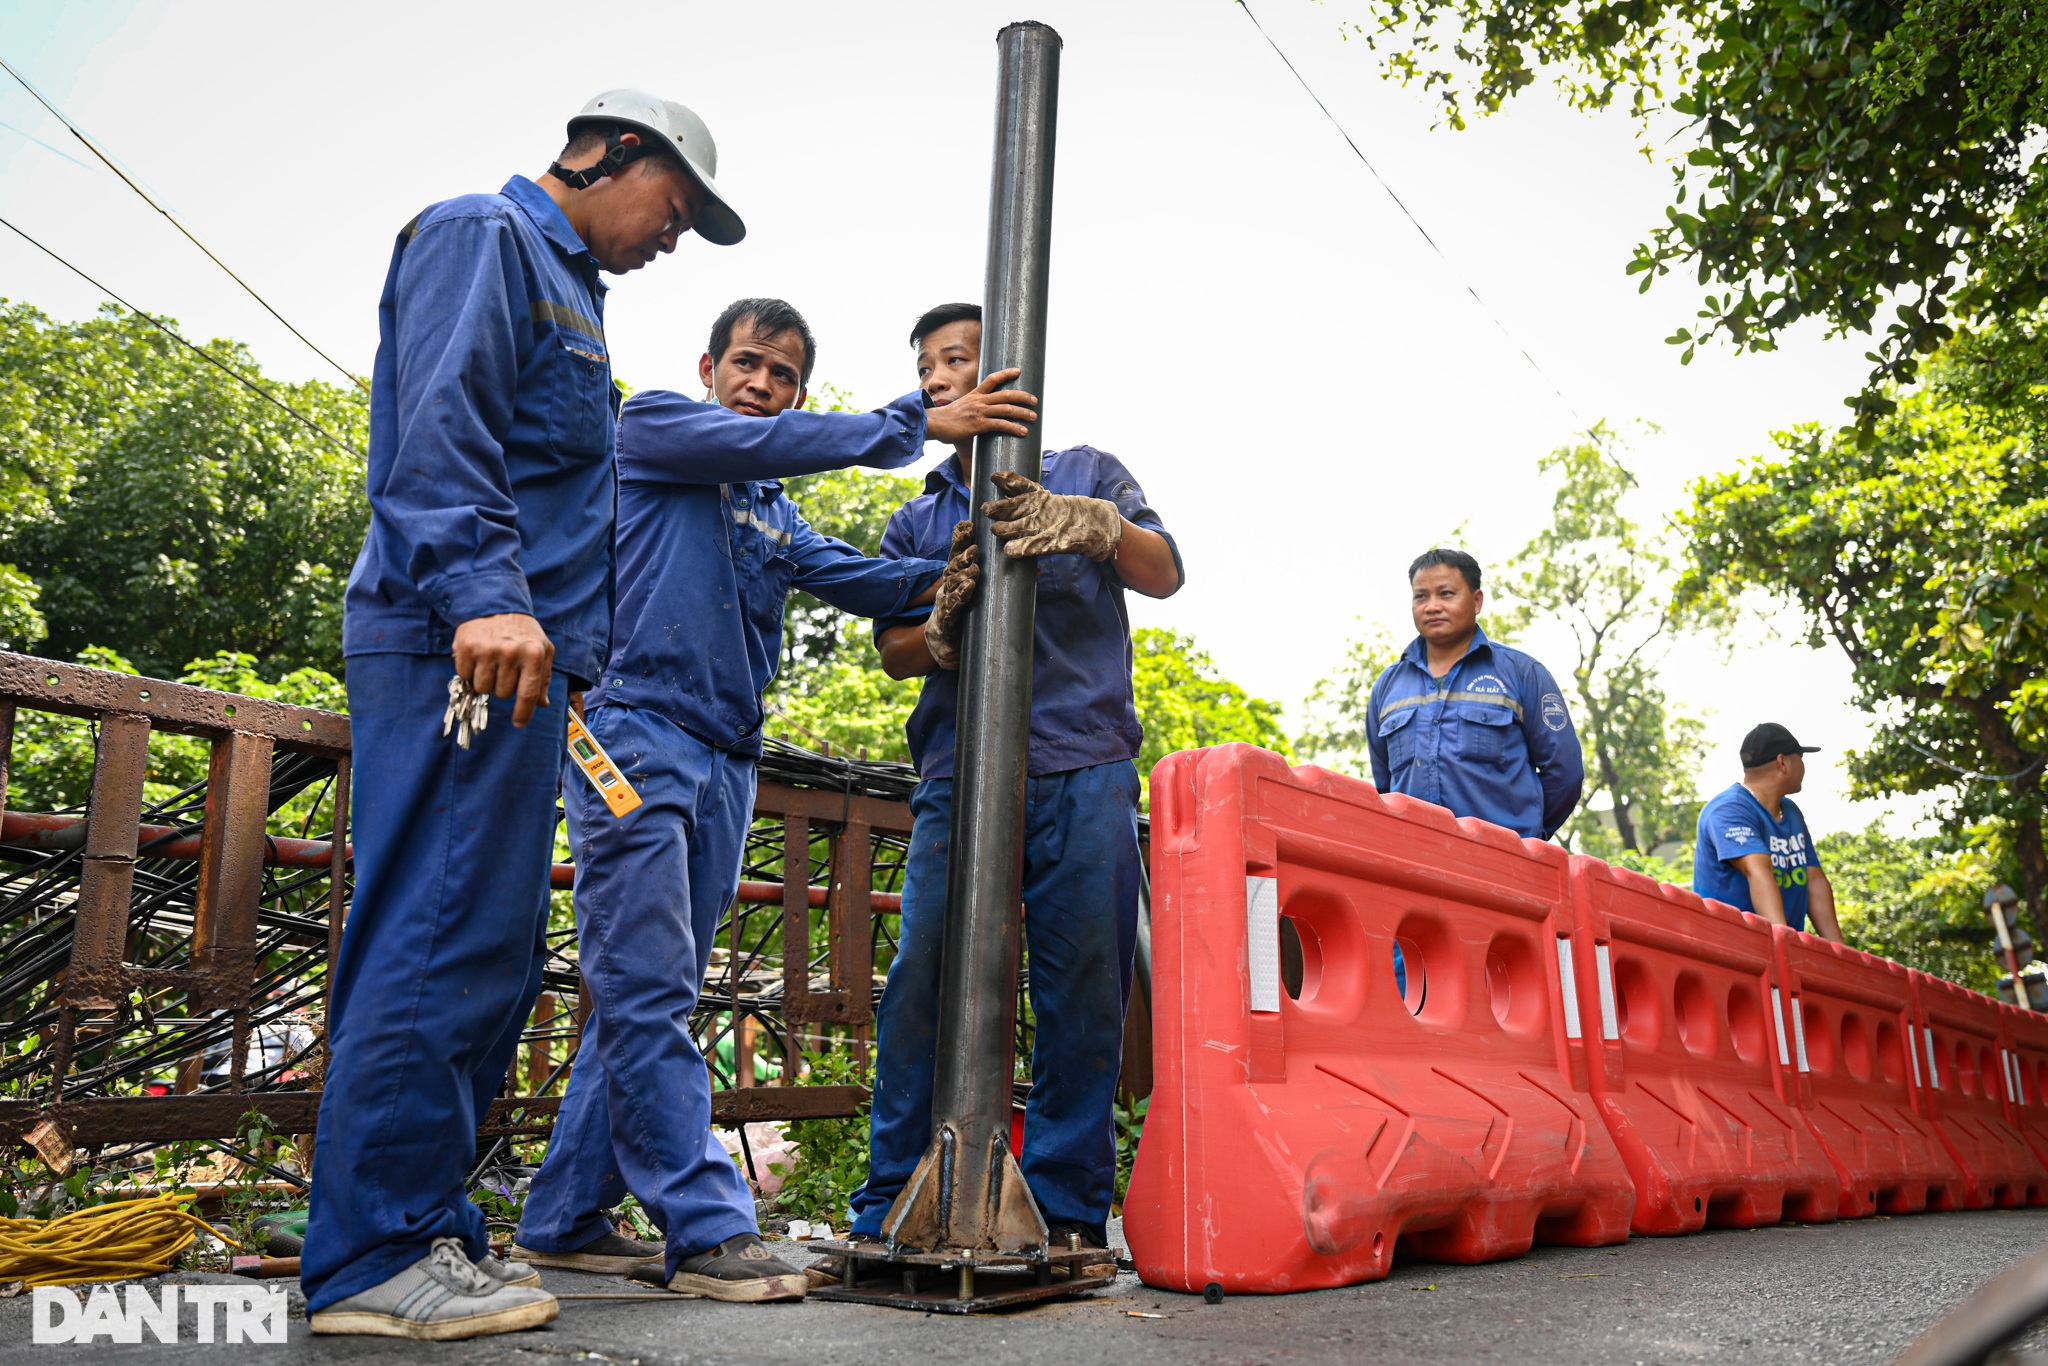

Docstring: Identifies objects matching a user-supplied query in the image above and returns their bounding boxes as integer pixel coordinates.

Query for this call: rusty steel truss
[0,650,925,1162]
[0,650,1151,1181]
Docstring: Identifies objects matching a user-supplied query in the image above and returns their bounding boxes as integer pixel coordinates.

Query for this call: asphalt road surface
[7,1210,2048,1364]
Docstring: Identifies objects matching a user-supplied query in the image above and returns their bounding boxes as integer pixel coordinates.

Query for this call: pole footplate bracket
[805,1240,1117,1313]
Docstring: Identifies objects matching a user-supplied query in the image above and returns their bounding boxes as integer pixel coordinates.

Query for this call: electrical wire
[1897,735,2048,785]
[0,56,369,394]
[0,1192,234,1288]
[1233,0,1633,478]
[0,212,364,459]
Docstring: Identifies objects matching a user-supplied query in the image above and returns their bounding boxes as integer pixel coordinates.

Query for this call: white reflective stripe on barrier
[1594,943,1619,1042]
[2018,1053,2029,1105]
[2008,1050,2025,1105]
[1791,995,1810,1073]
[1556,937,1582,1040]
[1772,989,1791,1067]
[1907,1024,1923,1088]
[1246,876,1280,1014]
[1926,1026,1941,1088]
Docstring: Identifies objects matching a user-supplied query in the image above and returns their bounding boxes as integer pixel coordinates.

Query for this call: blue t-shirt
[1692,783,1819,931]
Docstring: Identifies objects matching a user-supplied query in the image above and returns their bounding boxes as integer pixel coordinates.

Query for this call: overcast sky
[0,0,1934,836]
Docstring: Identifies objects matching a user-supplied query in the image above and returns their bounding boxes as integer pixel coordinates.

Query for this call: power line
[1233,0,1631,477]
[0,55,370,394]
[0,211,364,459]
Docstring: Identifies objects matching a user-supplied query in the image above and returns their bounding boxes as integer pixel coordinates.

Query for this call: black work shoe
[630,1234,806,1303]
[804,1231,881,1289]
[511,1230,664,1274]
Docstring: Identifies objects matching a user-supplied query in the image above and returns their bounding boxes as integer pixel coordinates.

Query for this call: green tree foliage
[1349,0,2048,418]
[1294,620,1402,777]
[1823,824,2002,991]
[1496,432,1720,854]
[0,301,368,678]
[1132,627,1291,791]
[1677,379,2048,913]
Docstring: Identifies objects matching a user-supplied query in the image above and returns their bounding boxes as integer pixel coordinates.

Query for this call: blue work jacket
[345,175,620,686]
[1366,628,1585,840]
[585,390,944,755]
[875,446,1180,781]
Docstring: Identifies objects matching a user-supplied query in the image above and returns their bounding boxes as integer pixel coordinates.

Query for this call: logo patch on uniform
[1724,824,1755,843]
[1540,693,1568,730]
[1111,480,1138,504]
[1465,673,1508,695]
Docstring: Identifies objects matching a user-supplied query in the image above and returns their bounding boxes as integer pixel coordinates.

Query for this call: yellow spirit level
[567,712,642,818]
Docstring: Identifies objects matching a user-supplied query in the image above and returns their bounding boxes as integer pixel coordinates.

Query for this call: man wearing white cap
[305,91,742,1340]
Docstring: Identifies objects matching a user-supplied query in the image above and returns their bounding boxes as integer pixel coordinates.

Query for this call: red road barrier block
[1999,1003,2048,1170]
[1123,746,1633,1294]
[1768,931,1961,1214]
[1910,969,2047,1207]
[1566,861,1837,1232]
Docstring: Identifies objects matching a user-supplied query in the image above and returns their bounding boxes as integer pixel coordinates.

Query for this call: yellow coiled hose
[0,1193,238,1287]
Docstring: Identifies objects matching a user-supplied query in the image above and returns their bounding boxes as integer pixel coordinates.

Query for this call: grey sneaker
[511,1230,665,1274]
[310,1237,558,1340]
[477,1251,541,1287]
[629,1233,806,1303]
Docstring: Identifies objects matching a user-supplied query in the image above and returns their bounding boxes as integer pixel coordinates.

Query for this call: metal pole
[883,18,1061,1258]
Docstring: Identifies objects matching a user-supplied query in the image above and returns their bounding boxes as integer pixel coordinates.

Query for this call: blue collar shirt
[1365,627,1585,840]
[345,175,621,686]
[587,389,945,755]
[875,446,1181,781]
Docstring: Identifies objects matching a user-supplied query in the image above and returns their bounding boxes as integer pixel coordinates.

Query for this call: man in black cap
[1692,723,1843,941]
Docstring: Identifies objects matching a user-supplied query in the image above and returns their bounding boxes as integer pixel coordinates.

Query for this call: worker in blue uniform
[510,298,1038,1302]
[828,302,1184,1267]
[1366,548,1585,841]
[305,91,744,1342]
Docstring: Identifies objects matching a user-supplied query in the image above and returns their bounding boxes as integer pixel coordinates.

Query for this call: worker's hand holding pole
[926,368,1038,445]
[924,521,982,671]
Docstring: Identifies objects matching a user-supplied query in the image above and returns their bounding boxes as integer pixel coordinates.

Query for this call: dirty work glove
[925,520,981,672]
[983,470,1124,561]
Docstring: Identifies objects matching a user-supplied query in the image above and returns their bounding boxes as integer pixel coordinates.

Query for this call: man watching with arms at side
[1693,723,1844,941]
[828,302,1183,1269]
[1366,549,1585,841]
[307,92,740,1341]
[510,298,1036,1302]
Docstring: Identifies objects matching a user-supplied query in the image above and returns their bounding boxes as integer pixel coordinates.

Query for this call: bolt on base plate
[806,1240,1117,1313]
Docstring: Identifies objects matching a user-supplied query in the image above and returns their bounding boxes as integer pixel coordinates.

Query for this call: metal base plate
[806,1240,1117,1313]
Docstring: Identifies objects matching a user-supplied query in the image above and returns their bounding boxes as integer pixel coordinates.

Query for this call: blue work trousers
[516,704,757,1275]
[849,760,1142,1242]
[303,653,563,1310]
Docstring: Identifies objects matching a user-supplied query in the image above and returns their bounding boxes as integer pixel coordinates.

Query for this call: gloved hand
[982,470,1124,561]
[924,520,981,672]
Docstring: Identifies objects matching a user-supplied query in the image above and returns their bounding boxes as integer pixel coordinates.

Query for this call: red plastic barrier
[1999,1002,2048,1170]
[1765,930,1961,1214]
[1565,860,1837,1232]
[1909,969,2047,1207]
[1123,746,1633,1294]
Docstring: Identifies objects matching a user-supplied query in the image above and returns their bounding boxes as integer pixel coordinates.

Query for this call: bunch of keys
[442,674,491,750]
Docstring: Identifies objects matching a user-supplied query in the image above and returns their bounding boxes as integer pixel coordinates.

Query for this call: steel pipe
[886,19,1061,1257]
